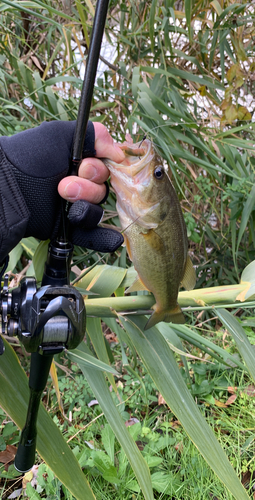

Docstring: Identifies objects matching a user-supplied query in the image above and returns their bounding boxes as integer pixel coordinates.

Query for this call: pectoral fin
[142,229,165,252]
[181,255,196,291]
[124,236,133,262]
[126,275,149,293]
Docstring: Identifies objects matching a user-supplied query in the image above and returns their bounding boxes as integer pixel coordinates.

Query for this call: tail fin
[144,305,185,330]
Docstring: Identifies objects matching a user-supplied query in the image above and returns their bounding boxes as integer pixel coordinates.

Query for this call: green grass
[1,334,255,500]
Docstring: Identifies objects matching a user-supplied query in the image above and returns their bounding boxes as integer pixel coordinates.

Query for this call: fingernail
[82,164,97,180]
[64,181,82,200]
[114,143,125,160]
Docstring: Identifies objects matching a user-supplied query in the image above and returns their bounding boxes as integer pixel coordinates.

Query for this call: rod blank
[71,0,110,170]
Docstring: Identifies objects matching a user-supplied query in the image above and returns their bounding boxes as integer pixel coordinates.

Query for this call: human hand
[0,120,124,261]
[58,122,125,204]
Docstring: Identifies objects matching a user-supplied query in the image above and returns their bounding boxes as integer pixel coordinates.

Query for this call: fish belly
[126,219,186,325]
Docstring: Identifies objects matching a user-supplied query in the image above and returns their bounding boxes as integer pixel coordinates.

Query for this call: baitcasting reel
[0,277,85,355]
[0,246,86,356]
[0,241,86,473]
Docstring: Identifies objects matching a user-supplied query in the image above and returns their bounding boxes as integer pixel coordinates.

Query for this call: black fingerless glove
[0,121,123,262]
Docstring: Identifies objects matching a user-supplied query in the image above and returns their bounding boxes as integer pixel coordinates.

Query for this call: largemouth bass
[105,137,196,330]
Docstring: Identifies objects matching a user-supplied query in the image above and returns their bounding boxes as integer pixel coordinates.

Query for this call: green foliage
[54,373,95,421]
[1,0,255,499]
[25,464,73,499]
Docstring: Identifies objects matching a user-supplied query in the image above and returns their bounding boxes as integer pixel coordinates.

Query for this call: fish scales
[104,138,196,329]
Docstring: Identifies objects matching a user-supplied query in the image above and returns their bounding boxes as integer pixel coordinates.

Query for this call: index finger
[94,122,125,163]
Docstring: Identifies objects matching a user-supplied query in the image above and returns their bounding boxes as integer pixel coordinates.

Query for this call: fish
[104,136,196,330]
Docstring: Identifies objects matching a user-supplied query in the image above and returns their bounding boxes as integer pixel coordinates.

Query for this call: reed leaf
[215,309,255,383]
[74,342,154,500]
[119,316,249,500]
[0,339,95,500]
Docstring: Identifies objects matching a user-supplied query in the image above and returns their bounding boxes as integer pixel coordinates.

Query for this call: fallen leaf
[7,488,23,499]
[171,419,181,428]
[88,399,99,407]
[198,85,207,96]
[220,98,230,111]
[214,399,227,407]
[242,385,255,397]
[214,394,237,407]
[211,140,221,158]
[125,417,139,427]
[242,470,251,486]
[158,393,166,405]
[105,332,118,343]
[225,394,237,405]
[228,386,237,394]
[30,55,44,72]
[0,445,17,470]
[23,465,39,489]
[22,470,33,488]
[242,469,255,490]
[135,440,144,451]
[174,442,183,453]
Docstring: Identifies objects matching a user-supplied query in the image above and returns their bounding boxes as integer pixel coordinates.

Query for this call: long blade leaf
[0,339,95,500]
[74,342,154,500]
[215,308,255,383]
[119,316,250,500]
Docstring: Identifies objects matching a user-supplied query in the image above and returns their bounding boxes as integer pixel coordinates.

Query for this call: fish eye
[154,166,164,180]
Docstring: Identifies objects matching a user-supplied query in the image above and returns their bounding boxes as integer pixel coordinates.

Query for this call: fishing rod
[0,0,109,473]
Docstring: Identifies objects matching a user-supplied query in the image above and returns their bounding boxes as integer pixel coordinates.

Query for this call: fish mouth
[106,139,155,177]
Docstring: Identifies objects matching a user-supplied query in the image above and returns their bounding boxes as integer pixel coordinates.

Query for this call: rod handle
[14,353,53,472]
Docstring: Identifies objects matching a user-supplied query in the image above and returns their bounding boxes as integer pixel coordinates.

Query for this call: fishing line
[128,129,163,153]
[138,135,147,147]
[125,126,189,200]
[125,129,176,172]
[71,252,108,286]
[59,199,70,280]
